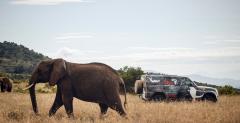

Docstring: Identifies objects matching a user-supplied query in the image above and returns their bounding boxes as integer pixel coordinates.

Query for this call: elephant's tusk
[22,84,34,90]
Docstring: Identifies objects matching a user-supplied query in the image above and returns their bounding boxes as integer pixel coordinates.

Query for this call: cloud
[127,47,194,52]
[49,47,104,62]
[204,40,240,45]
[46,46,240,80]
[56,35,93,40]
[52,46,240,64]
[77,46,240,69]
[55,47,80,58]
[10,0,92,5]
[55,32,94,43]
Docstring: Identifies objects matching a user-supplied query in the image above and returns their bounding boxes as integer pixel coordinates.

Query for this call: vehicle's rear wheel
[134,80,144,94]
[152,93,166,101]
[177,92,193,102]
[203,93,217,102]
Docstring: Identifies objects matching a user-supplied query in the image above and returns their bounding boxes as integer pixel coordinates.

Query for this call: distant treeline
[194,81,240,95]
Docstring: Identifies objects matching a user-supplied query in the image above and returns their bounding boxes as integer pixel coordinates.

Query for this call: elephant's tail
[120,78,127,109]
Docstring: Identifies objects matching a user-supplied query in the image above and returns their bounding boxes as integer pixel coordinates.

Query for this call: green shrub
[218,85,237,95]
[118,66,144,93]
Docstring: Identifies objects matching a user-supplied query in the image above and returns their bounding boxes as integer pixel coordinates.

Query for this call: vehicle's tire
[134,80,144,94]
[152,93,166,102]
[203,93,217,102]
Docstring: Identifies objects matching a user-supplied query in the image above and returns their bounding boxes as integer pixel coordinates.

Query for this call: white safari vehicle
[135,73,218,102]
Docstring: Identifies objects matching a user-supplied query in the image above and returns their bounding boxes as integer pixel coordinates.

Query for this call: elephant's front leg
[62,93,74,118]
[1,85,5,92]
[49,86,63,117]
[61,81,74,118]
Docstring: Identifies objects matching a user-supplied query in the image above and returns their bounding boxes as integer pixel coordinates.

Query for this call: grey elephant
[0,77,12,92]
[24,59,127,117]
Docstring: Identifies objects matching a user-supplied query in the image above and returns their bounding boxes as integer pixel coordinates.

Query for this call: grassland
[0,93,239,123]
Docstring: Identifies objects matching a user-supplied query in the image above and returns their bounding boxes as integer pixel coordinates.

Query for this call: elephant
[24,58,127,118]
[0,77,12,92]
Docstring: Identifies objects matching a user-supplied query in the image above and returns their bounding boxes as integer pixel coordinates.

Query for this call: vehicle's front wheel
[202,93,217,102]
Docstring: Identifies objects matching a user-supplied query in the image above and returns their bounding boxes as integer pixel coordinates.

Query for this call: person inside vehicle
[163,78,175,85]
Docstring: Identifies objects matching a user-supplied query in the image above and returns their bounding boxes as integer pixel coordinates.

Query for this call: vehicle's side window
[180,78,187,85]
[174,78,181,86]
[162,77,175,85]
[181,78,193,86]
[185,80,191,85]
[170,78,178,85]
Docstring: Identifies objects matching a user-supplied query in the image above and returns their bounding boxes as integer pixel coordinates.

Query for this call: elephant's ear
[49,59,67,86]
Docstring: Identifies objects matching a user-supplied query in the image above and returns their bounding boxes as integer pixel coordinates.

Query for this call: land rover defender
[134,73,218,102]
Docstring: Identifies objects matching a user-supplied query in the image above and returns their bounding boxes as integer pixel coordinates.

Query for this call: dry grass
[0,93,239,123]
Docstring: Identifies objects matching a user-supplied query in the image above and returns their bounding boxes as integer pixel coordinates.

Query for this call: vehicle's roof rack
[144,72,185,78]
[145,72,168,75]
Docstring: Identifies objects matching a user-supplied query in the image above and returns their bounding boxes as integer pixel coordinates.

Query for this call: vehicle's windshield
[191,80,198,86]
[180,77,197,86]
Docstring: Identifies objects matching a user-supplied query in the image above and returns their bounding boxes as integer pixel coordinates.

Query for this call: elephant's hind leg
[49,86,63,117]
[109,96,126,116]
[99,103,108,115]
[115,104,126,116]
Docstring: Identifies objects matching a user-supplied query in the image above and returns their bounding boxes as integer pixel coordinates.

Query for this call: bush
[118,66,144,93]
[218,85,237,95]
[36,84,57,93]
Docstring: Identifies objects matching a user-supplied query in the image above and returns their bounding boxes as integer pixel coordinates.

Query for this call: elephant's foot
[99,112,108,119]
[99,113,108,119]
[120,113,128,119]
[49,111,55,117]
[119,111,127,117]
[99,103,108,116]
[67,113,74,119]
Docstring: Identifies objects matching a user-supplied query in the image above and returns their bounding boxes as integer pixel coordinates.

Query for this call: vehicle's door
[176,78,192,100]
[162,77,179,98]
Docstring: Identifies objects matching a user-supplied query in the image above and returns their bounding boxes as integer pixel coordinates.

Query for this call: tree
[118,66,144,93]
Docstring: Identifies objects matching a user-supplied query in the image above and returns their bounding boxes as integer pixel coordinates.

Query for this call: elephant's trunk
[29,79,38,114]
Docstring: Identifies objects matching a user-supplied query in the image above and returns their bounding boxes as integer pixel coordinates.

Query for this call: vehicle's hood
[197,86,218,96]
[197,86,216,90]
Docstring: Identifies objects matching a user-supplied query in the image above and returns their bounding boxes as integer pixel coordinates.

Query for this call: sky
[1,0,240,80]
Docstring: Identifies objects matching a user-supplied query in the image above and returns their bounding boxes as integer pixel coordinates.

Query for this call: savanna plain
[0,93,239,123]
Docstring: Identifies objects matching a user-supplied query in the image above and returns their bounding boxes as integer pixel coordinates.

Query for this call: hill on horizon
[0,41,50,74]
[187,74,240,89]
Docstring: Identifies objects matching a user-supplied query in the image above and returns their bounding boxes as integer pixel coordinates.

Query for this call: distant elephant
[24,59,127,117]
[0,77,12,92]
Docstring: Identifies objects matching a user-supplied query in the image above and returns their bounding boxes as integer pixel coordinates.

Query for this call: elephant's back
[69,63,121,101]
